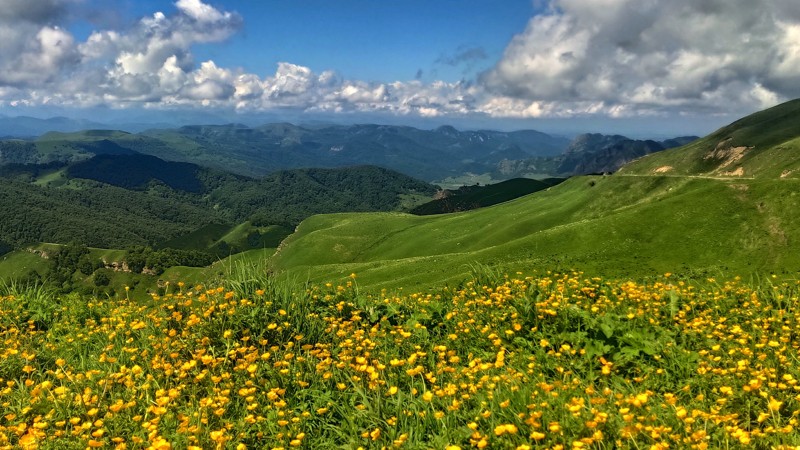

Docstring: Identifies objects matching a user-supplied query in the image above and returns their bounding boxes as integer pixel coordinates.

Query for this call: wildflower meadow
[1,270,799,449]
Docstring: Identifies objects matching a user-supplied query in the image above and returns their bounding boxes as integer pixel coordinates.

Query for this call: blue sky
[1,0,800,135]
[71,0,536,83]
[198,1,535,83]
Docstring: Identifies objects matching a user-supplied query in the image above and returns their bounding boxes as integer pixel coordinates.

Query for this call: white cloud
[1,0,800,122]
[481,0,800,116]
[176,0,228,23]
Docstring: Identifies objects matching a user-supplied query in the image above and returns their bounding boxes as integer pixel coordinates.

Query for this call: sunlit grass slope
[0,251,50,279]
[621,99,800,178]
[270,99,800,290]
[270,174,800,290]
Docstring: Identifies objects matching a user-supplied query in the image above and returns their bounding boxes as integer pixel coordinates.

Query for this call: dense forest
[0,177,214,249]
[410,178,565,215]
[0,156,436,252]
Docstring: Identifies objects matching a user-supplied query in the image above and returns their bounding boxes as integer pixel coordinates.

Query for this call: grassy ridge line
[621,99,800,177]
[270,175,800,290]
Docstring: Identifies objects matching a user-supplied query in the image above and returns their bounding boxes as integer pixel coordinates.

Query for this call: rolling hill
[0,152,436,255]
[620,99,800,178]
[0,151,438,295]
[268,100,800,290]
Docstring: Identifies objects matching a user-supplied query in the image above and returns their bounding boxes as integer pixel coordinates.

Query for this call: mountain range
[0,121,695,182]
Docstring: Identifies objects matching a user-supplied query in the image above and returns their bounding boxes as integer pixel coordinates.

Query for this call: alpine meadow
[3,1,800,449]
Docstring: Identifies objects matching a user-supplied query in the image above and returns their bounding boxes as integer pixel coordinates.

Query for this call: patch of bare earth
[653,165,673,174]
[704,138,752,170]
[721,167,745,177]
[768,218,787,245]
[781,169,794,178]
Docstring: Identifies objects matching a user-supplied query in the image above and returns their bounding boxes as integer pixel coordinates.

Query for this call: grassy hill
[269,100,800,290]
[271,176,800,290]
[621,99,800,178]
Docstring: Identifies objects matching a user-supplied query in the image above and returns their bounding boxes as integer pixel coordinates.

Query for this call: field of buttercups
[1,270,799,449]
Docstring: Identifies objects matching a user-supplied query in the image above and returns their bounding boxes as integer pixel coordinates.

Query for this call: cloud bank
[481,0,800,117]
[1,0,799,121]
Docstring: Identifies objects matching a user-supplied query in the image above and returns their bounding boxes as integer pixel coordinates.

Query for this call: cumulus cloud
[1,0,800,121]
[481,0,800,116]
[0,0,80,87]
[175,0,229,23]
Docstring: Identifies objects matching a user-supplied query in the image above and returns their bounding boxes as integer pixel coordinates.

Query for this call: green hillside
[0,250,51,279]
[621,99,800,178]
[270,100,800,290]
[0,154,436,295]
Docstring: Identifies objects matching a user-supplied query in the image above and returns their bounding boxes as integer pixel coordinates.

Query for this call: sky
[2,0,800,136]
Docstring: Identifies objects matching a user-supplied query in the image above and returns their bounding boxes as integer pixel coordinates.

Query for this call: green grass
[32,168,68,187]
[88,247,127,263]
[396,192,434,210]
[270,174,800,291]
[211,223,289,254]
[433,173,502,190]
[0,251,51,279]
[159,223,233,252]
[107,248,278,299]
[622,99,800,178]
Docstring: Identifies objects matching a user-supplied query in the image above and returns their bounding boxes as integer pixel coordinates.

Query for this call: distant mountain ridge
[0,116,113,137]
[0,121,699,182]
[489,134,697,179]
[138,122,571,180]
[557,134,698,174]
